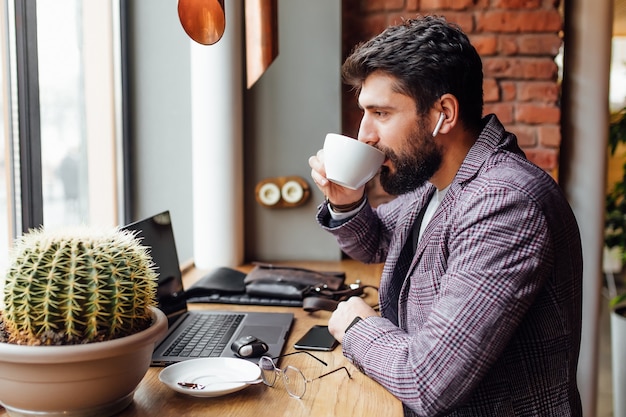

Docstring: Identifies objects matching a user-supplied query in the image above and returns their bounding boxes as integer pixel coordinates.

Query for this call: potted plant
[605,107,626,273]
[0,226,168,417]
[611,293,626,417]
[608,106,626,417]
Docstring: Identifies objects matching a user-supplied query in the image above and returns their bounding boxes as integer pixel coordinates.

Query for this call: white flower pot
[612,307,626,417]
[0,306,167,417]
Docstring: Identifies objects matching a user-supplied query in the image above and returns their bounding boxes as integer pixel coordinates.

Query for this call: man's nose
[357,115,378,146]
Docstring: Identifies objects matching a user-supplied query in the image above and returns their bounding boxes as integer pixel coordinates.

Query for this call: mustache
[374,144,391,160]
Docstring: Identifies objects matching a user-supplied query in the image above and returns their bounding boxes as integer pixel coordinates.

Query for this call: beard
[377,120,443,196]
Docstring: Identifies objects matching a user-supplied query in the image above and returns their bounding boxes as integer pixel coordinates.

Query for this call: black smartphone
[293,325,338,351]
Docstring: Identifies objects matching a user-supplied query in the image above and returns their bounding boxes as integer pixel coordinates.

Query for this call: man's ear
[434,93,459,136]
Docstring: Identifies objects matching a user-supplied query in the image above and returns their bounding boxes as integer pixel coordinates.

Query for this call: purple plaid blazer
[317,115,583,417]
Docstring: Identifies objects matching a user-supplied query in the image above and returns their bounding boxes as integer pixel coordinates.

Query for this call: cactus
[1,227,158,346]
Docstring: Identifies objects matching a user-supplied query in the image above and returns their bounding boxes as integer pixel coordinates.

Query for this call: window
[611,37,626,111]
[0,0,123,271]
[38,1,88,227]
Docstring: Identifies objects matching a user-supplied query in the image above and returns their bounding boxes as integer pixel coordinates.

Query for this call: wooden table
[1,260,403,417]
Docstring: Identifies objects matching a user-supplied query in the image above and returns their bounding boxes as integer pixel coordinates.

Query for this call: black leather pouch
[243,263,346,300]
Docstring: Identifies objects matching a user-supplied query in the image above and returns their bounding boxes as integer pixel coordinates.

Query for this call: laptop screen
[121,211,187,320]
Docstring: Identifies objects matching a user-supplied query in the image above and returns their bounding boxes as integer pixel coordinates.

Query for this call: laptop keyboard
[187,293,303,307]
[163,313,244,358]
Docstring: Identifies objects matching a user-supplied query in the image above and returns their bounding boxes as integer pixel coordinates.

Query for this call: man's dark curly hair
[342,15,484,132]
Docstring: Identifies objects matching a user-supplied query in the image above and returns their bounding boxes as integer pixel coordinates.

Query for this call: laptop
[121,210,294,366]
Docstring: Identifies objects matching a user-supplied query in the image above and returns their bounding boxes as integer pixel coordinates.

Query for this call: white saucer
[158,357,262,398]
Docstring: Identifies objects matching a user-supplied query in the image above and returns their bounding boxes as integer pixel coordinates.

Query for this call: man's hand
[308,149,365,206]
[328,297,378,343]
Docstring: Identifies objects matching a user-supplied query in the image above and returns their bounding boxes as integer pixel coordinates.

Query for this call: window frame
[14,0,43,232]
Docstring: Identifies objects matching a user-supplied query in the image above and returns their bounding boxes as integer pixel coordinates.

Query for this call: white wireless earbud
[432,112,446,137]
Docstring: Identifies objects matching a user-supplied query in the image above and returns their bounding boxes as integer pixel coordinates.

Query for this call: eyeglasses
[258,351,352,398]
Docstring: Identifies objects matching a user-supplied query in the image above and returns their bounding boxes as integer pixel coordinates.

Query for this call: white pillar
[190,0,244,269]
[561,0,612,415]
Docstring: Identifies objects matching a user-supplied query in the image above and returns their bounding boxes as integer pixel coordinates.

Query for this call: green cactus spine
[2,227,158,345]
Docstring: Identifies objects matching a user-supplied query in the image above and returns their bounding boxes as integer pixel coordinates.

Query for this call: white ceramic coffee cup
[323,133,385,190]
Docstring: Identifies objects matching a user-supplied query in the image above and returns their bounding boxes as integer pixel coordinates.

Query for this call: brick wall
[341,0,563,176]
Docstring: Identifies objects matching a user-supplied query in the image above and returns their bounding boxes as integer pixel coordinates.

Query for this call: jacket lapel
[380,184,435,324]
